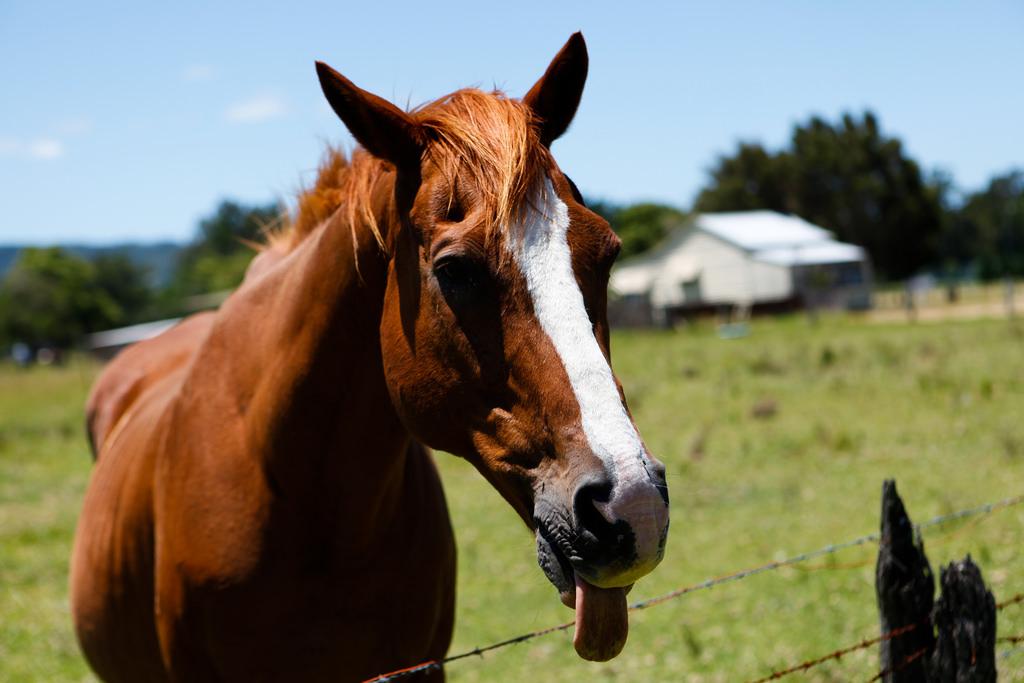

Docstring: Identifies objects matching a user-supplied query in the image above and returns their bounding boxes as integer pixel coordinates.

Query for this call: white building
[609,211,872,325]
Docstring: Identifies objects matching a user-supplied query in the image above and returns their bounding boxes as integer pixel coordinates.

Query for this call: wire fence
[866,647,928,683]
[746,622,921,683]
[363,492,1024,682]
[750,592,1022,683]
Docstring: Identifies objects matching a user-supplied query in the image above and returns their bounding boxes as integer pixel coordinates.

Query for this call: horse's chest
[162,492,455,679]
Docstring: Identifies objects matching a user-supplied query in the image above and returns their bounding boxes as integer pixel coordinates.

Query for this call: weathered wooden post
[876,480,935,682]
[926,558,997,683]
[875,480,998,682]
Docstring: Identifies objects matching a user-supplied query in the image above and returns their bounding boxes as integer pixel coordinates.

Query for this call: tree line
[1,108,1022,352]
[0,200,281,353]
[599,111,1022,284]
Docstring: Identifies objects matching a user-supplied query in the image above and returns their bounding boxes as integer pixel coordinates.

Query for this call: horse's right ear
[315,61,424,170]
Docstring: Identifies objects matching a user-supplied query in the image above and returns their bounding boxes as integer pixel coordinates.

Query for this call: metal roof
[696,210,834,251]
[755,241,865,266]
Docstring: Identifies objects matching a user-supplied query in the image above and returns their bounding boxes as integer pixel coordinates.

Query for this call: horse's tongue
[573,575,628,661]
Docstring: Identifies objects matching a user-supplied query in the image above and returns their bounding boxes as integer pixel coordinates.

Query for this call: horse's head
[316,33,668,661]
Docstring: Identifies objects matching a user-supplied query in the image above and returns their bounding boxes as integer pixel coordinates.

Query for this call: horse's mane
[269,88,549,254]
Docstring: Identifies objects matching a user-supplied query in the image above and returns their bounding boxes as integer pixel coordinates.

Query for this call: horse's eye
[443,197,465,223]
[434,255,487,294]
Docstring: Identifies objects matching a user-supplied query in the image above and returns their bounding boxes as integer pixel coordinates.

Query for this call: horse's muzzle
[533,460,668,661]
[534,459,669,593]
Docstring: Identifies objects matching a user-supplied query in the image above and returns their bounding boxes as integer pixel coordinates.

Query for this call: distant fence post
[1004,277,1016,319]
[875,480,997,682]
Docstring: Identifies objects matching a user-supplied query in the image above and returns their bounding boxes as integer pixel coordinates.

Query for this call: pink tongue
[573,575,629,661]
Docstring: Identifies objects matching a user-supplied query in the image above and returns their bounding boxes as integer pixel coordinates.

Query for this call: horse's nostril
[573,475,614,537]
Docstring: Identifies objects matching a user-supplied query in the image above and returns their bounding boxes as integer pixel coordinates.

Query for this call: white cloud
[182,64,216,82]
[224,95,287,123]
[28,139,64,160]
[0,137,64,161]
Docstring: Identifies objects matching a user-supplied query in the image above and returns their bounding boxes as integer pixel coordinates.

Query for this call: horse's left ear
[523,32,589,147]
[315,61,424,170]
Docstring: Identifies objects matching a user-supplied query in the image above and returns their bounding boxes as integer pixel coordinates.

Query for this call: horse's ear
[315,61,423,169]
[523,32,589,147]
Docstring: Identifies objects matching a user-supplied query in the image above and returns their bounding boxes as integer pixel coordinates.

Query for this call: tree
[585,198,686,260]
[958,170,1024,278]
[613,203,687,259]
[929,169,975,278]
[696,112,945,280]
[694,143,792,214]
[92,253,153,325]
[0,248,120,350]
[171,200,283,297]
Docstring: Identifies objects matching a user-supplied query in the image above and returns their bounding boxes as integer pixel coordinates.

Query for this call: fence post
[876,480,935,682]
[926,558,997,683]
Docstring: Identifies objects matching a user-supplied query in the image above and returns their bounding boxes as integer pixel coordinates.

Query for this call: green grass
[2,316,1023,681]
[0,359,96,682]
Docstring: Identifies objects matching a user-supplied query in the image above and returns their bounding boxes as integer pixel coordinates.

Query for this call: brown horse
[71,33,669,682]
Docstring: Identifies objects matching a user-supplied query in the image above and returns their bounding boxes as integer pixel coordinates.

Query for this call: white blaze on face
[510,178,666,582]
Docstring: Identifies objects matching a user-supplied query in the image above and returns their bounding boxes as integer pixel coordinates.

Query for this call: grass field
[2,315,1023,681]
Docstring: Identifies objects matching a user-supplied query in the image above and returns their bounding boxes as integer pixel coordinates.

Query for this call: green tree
[613,203,687,259]
[695,143,792,214]
[93,253,153,324]
[585,198,686,260]
[959,170,1024,278]
[696,112,945,280]
[172,200,282,297]
[0,248,120,350]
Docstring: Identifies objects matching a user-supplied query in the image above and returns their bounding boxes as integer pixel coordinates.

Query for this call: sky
[1,1,1021,245]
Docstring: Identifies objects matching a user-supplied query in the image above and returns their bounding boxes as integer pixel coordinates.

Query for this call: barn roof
[692,210,865,266]
[756,241,865,266]
[696,210,833,251]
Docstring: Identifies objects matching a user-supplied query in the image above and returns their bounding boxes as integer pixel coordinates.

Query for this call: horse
[70,32,670,682]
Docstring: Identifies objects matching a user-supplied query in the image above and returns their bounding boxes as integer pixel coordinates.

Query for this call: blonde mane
[269,88,549,254]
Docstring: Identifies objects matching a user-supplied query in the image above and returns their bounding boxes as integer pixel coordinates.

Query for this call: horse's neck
[189,174,412,534]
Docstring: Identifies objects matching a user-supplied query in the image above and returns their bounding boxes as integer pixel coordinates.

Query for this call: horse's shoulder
[87,312,216,458]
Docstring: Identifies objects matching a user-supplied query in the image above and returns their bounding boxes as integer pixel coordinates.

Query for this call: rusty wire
[864,646,928,682]
[362,492,1023,683]
[746,623,920,683]
[749,590,1024,682]
[999,593,1024,610]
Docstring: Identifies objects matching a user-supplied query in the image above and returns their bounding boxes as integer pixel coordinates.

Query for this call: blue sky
[1,1,1021,245]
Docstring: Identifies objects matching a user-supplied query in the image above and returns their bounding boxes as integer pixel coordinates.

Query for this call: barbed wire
[624,493,1024,614]
[752,591,1024,682]
[865,646,928,682]
[788,511,995,575]
[363,492,1024,682]
[999,593,1024,610]
[747,623,920,683]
